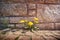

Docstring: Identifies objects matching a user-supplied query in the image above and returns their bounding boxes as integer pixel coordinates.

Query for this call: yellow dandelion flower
[34,17,39,21]
[28,22,33,26]
[19,20,25,23]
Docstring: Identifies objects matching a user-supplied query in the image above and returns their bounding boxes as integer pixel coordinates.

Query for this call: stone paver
[0,29,60,40]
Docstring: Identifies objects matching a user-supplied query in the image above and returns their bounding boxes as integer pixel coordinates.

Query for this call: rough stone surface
[37,4,45,22]
[26,17,35,21]
[28,10,36,16]
[16,24,24,28]
[55,23,60,30]
[0,30,60,40]
[18,36,30,40]
[25,0,44,3]
[37,23,54,30]
[44,5,60,22]
[1,0,60,4]
[45,0,58,3]
[9,17,27,23]
[37,4,60,22]
[57,0,60,3]
[1,0,26,3]
[0,17,9,23]
[28,3,36,9]
[9,17,35,23]
[0,3,27,16]
[32,36,40,40]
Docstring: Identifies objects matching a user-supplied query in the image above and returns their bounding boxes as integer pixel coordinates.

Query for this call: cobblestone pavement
[0,29,60,40]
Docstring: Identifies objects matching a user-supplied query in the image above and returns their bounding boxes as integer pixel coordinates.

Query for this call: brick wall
[0,0,60,30]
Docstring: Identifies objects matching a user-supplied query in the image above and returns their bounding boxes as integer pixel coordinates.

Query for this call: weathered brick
[9,17,36,22]
[45,0,58,3]
[28,3,36,9]
[35,0,44,3]
[55,23,60,30]
[1,3,27,16]
[27,17,35,21]
[16,24,24,28]
[37,4,60,22]
[9,17,27,23]
[0,0,60,4]
[57,0,60,3]
[1,0,26,3]
[8,24,15,28]
[27,0,44,3]
[1,0,44,3]
[37,4,50,22]
[1,3,13,16]
[37,23,54,30]
[28,10,36,16]
[0,17,9,23]
[37,4,44,22]
[12,3,27,16]
[44,5,60,22]
[9,17,36,23]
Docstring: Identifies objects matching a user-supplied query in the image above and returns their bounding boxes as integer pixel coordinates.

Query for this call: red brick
[1,0,44,3]
[1,3,27,16]
[57,0,60,3]
[42,5,55,22]
[55,23,60,30]
[37,4,45,22]
[28,3,36,9]
[37,4,52,22]
[9,17,27,23]
[1,4,13,16]
[28,10,36,16]
[37,4,60,22]
[43,5,60,22]
[9,17,37,23]
[37,23,54,30]
[12,3,27,16]
[27,0,44,3]
[1,0,60,4]
[16,24,24,28]
[1,0,26,3]
[27,17,35,21]
[45,0,58,3]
